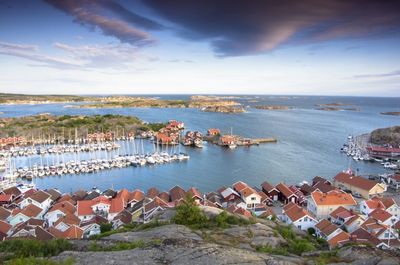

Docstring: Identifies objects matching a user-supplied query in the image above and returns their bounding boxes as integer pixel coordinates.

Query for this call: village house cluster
[0,171,399,251]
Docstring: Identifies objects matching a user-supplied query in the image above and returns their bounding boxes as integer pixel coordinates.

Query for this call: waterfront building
[333,172,386,199]
[275,183,298,204]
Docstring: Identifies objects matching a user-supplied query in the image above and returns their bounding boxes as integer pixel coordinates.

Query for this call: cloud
[143,0,400,56]
[44,0,157,47]
[0,41,82,69]
[0,41,148,70]
[354,70,400,78]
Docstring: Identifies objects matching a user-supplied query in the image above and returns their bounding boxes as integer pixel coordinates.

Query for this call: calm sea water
[0,95,399,193]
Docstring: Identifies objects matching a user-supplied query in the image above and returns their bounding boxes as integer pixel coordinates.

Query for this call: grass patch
[90,220,168,240]
[0,239,72,262]
[314,251,340,265]
[255,245,289,256]
[6,257,75,265]
[88,240,146,252]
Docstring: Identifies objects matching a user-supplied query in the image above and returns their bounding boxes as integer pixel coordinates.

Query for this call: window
[297,225,301,229]
[251,197,256,201]
[247,204,252,208]
[304,217,308,221]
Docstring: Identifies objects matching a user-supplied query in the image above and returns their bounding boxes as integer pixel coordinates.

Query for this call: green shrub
[100,223,113,233]
[287,239,316,255]
[89,240,145,252]
[172,195,208,228]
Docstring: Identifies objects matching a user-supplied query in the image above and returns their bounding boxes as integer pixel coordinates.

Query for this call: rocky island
[370,125,400,146]
[381,112,400,116]
[315,103,359,111]
[0,114,164,141]
[254,105,290,110]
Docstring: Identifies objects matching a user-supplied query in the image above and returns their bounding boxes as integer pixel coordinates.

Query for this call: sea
[0,95,399,193]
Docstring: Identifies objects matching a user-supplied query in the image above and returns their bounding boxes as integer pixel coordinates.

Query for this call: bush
[256,245,288,256]
[89,240,146,252]
[172,195,208,228]
[307,227,316,235]
[287,239,316,255]
[100,223,113,233]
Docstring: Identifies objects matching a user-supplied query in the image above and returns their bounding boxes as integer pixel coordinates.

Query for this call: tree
[172,194,207,227]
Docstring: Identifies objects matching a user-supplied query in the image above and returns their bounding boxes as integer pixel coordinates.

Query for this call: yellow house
[307,190,357,219]
[333,172,386,199]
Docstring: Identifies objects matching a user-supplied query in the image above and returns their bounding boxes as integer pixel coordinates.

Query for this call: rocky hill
[370,125,400,146]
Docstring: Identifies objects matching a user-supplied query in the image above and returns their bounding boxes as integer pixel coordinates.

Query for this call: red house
[261,181,280,201]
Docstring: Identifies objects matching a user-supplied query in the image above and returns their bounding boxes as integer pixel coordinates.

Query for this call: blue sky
[0,0,400,96]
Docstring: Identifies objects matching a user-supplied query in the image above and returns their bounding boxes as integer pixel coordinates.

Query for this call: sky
[0,0,400,96]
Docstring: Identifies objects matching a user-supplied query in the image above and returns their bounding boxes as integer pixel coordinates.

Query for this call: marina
[0,95,399,193]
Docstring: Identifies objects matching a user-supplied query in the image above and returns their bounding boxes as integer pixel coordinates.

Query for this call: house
[206,192,223,208]
[169,185,186,204]
[62,225,84,239]
[158,192,170,203]
[232,183,261,209]
[127,189,145,207]
[19,190,52,212]
[53,213,81,232]
[220,187,241,207]
[186,187,202,203]
[289,185,306,205]
[0,194,15,206]
[329,206,357,226]
[226,205,252,218]
[343,215,365,233]
[147,187,160,199]
[80,216,107,238]
[258,207,276,220]
[77,201,95,221]
[369,208,396,226]
[0,220,12,236]
[112,210,132,229]
[360,196,400,218]
[46,189,62,201]
[359,197,386,215]
[77,196,112,221]
[45,201,75,226]
[108,197,125,221]
[307,190,357,219]
[0,206,11,222]
[351,228,389,249]
[333,172,386,199]
[143,197,169,223]
[327,231,351,249]
[261,181,279,201]
[276,183,298,204]
[9,204,43,226]
[315,219,342,240]
[207,128,220,136]
[258,191,273,206]
[361,218,397,241]
[388,174,400,190]
[281,202,317,231]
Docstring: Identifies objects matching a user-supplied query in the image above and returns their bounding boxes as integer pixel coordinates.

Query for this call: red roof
[129,189,145,202]
[109,197,124,213]
[62,225,83,239]
[19,204,43,218]
[48,201,75,215]
[276,183,296,199]
[116,189,130,204]
[367,146,400,153]
[77,200,94,216]
[334,172,381,191]
[232,181,249,192]
[369,208,392,222]
[186,187,202,199]
[169,185,186,202]
[0,220,12,234]
[0,194,13,203]
[147,187,160,199]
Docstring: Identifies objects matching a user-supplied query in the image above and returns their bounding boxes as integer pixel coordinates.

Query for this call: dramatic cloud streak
[0,41,146,70]
[354,70,400,78]
[45,0,156,47]
[143,0,400,56]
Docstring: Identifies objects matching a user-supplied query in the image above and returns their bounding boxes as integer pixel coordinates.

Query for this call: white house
[315,219,343,240]
[9,204,43,226]
[44,201,75,226]
[281,202,317,231]
[19,191,52,212]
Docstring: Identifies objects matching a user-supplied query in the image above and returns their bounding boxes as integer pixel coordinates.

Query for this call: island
[370,125,400,146]
[253,105,290,110]
[381,111,400,116]
[0,114,164,143]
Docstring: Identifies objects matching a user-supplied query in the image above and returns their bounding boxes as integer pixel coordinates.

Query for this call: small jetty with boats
[203,128,277,149]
